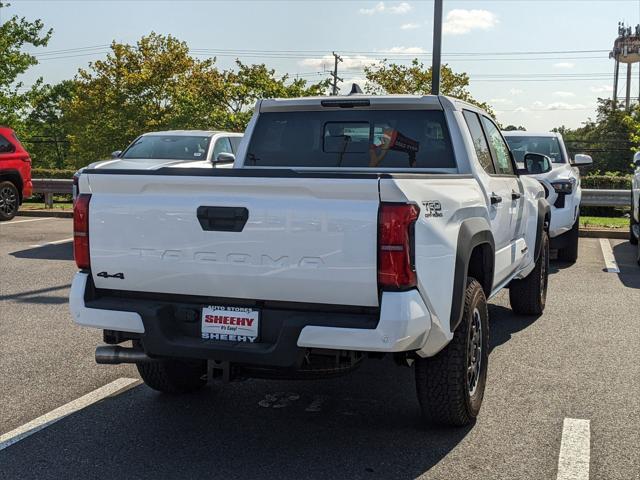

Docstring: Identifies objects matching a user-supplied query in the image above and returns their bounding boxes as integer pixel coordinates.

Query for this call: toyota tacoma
[70,94,551,427]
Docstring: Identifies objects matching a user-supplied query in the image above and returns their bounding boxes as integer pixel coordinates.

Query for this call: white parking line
[557,418,590,480]
[30,237,73,248]
[0,378,140,452]
[599,238,620,273]
[0,217,56,226]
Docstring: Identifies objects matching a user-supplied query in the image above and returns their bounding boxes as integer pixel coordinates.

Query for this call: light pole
[431,0,444,95]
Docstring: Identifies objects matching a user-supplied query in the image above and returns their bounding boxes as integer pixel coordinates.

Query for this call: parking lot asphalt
[0,217,639,479]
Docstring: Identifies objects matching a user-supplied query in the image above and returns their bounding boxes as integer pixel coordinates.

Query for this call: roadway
[0,217,638,479]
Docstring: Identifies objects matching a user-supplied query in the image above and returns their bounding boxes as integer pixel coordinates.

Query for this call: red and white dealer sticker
[201,305,259,343]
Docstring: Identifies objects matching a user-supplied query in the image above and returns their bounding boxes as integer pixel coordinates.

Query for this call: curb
[579,228,628,239]
[17,210,73,219]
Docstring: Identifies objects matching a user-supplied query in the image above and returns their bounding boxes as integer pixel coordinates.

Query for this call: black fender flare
[534,199,551,262]
[450,217,495,332]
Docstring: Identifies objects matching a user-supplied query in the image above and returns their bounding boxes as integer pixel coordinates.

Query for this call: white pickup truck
[503,131,592,263]
[70,94,551,427]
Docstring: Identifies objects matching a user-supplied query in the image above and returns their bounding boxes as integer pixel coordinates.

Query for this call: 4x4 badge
[423,200,443,218]
[97,271,125,280]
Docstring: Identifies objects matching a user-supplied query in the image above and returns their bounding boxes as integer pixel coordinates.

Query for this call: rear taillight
[378,203,420,290]
[74,194,91,269]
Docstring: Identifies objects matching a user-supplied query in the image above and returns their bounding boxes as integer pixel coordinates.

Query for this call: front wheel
[0,181,19,221]
[415,278,489,427]
[557,216,579,263]
[509,230,549,316]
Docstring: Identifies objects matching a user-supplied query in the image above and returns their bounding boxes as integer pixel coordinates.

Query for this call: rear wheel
[137,358,207,393]
[415,278,489,427]
[509,230,549,316]
[630,196,638,245]
[557,216,579,263]
[0,181,19,221]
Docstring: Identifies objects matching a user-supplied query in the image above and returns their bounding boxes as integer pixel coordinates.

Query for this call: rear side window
[0,135,15,154]
[462,111,495,174]
[246,110,455,169]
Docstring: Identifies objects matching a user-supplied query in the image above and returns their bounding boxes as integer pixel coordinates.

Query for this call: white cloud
[545,102,586,111]
[300,55,379,71]
[359,1,385,15]
[389,2,412,14]
[359,2,412,15]
[490,98,512,104]
[400,22,420,30]
[553,91,575,98]
[530,101,586,111]
[590,85,613,93]
[509,88,523,96]
[380,46,426,54]
[553,62,575,69]
[443,9,498,35]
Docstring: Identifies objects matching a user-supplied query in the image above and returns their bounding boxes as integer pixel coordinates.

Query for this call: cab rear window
[246,110,455,169]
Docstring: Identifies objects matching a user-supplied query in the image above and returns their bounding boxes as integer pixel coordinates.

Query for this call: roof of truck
[502,131,560,138]
[257,94,493,117]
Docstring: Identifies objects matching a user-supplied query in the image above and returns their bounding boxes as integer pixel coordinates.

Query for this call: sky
[4,0,640,131]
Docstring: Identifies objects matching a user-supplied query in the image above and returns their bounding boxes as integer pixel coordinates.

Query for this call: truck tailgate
[86,173,380,307]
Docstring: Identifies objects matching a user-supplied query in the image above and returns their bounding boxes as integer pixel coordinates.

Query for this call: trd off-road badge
[422,200,443,218]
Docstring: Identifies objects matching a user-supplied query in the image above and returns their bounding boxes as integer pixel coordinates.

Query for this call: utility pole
[330,52,343,96]
[431,0,444,95]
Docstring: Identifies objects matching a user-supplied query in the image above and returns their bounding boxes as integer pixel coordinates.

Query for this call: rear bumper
[70,272,433,368]
[22,179,33,199]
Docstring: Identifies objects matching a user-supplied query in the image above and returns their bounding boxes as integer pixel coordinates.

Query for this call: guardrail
[32,179,73,208]
[580,189,630,207]
[30,179,632,209]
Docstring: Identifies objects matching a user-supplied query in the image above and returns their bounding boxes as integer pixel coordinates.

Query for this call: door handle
[490,194,502,205]
[511,190,522,200]
[197,206,248,232]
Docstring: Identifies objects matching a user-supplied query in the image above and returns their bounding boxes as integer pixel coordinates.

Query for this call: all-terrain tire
[509,230,549,316]
[415,278,489,427]
[557,216,579,263]
[137,358,207,393]
[0,181,19,221]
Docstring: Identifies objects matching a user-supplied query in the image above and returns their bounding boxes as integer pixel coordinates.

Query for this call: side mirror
[572,153,592,166]
[111,150,122,159]
[215,152,235,165]
[633,152,640,167]
[521,153,552,175]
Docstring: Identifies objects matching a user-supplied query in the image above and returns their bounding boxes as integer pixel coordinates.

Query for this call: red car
[0,126,32,220]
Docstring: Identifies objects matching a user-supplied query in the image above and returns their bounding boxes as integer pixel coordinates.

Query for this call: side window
[229,136,242,153]
[212,137,233,160]
[480,117,514,175]
[0,135,15,154]
[462,111,495,174]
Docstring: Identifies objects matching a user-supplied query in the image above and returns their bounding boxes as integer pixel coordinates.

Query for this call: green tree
[23,80,76,168]
[364,60,494,116]
[553,99,638,173]
[0,2,52,129]
[503,125,526,131]
[64,33,328,164]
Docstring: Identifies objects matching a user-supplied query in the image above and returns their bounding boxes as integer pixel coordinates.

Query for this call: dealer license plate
[201,305,259,343]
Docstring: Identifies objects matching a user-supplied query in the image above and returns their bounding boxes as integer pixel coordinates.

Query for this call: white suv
[504,131,592,262]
